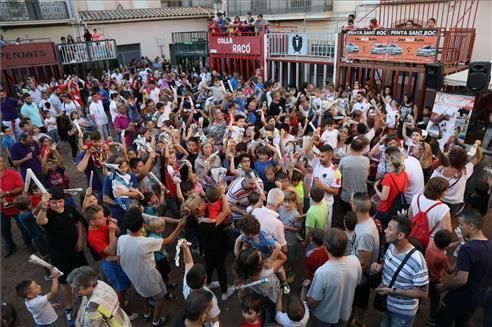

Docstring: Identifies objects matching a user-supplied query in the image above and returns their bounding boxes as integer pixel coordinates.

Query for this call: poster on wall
[426,92,475,149]
[345,29,438,64]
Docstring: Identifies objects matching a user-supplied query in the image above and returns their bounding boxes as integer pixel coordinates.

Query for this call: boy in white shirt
[16,268,60,327]
[320,118,339,149]
[44,110,59,142]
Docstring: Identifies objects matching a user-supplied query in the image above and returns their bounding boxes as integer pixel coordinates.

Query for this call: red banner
[209,35,262,56]
[0,42,58,68]
[345,29,438,64]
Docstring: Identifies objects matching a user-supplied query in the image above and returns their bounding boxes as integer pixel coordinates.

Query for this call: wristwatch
[392,287,397,294]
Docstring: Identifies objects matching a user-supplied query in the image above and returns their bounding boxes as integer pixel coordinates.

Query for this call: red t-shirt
[0,169,24,216]
[29,194,41,209]
[87,224,110,259]
[304,246,329,281]
[240,319,262,327]
[207,200,222,221]
[377,171,408,213]
[425,241,452,283]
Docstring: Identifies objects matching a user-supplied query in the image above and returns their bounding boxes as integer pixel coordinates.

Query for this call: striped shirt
[226,177,263,217]
[382,244,429,316]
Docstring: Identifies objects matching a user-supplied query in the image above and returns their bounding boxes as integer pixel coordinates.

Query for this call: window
[161,0,182,7]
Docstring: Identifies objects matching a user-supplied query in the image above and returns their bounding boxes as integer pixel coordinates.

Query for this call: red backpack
[410,194,442,248]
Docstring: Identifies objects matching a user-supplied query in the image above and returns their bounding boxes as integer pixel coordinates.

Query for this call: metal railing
[172,31,208,44]
[227,0,333,17]
[267,32,337,59]
[0,1,70,21]
[170,42,208,55]
[161,0,215,8]
[57,40,117,65]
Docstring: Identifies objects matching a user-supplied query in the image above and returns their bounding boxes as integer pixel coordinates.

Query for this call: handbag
[373,248,417,312]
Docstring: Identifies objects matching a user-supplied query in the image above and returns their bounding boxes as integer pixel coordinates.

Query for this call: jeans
[1,214,32,251]
[48,129,59,143]
[96,123,110,140]
[17,213,49,256]
[380,311,415,327]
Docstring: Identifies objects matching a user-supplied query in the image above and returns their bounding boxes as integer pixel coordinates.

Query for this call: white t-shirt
[352,101,370,115]
[25,295,58,325]
[89,101,108,125]
[321,129,339,149]
[45,117,57,132]
[109,100,119,124]
[410,194,450,238]
[275,302,310,327]
[252,206,287,246]
[386,105,399,129]
[182,268,221,322]
[308,158,341,205]
[403,156,425,203]
[62,101,79,116]
[117,235,164,298]
[148,87,161,104]
[430,162,474,204]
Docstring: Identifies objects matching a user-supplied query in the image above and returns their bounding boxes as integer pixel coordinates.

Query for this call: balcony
[268,32,337,61]
[0,1,70,23]
[57,40,118,65]
[227,0,333,17]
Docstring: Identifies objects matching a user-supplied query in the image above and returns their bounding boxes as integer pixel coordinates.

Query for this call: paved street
[1,141,489,326]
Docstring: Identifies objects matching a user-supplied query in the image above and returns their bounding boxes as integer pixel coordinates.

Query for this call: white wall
[87,18,209,59]
[472,0,492,61]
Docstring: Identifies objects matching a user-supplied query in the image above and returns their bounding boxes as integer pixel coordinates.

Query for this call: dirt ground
[1,141,490,326]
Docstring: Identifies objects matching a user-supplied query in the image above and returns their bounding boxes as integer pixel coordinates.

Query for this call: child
[16,269,59,326]
[44,110,59,143]
[146,217,175,300]
[320,118,339,149]
[305,186,329,241]
[278,191,302,271]
[241,293,264,327]
[32,126,51,145]
[275,293,310,327]
[13,195,49,260]
[263,165,276,194]
[1,126,15,153]
[110,158,143,210]
[304,229,329,281]
[402,123,422,157]
[246,192,263,214]
[425,230,455,326]
[343,212,357,255]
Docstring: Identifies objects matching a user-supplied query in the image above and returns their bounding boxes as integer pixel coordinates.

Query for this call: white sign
[288,34,307,55]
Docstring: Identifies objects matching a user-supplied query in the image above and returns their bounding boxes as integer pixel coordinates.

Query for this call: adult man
[252,188,287,252]
[350,193,380,326]
[89,93,109,139]
[339,138,370,213]
[306,228,362,326]
[28,83,42,105]
[255,14,269,32]
[20,94,44,129]
[0,86,21,141]
[403,152,425,204]
[10,133,43,180]
[226,171,264,220]
[352,92,370,117]
[306,142,341,228]
[204,108,228,144]
[76,131,108,198]
[436,209,492,326]
[371,215,429,327]
[36,188,88,327]
[118,208,185,327]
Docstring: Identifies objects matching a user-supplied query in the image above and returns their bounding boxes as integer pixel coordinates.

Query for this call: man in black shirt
[36,187,88,327]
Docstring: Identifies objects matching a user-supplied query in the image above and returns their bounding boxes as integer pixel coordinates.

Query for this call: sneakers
[221,287,235,301]
[206,281,221,289]
[282,283,291,295]
[64,308,76,327]
[152,316,168,326]
[127,312,138,321]
[143,312,152,323]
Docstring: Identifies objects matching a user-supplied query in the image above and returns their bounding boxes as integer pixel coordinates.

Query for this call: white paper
[26,169,46,193]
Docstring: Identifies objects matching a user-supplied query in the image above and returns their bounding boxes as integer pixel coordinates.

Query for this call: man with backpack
[371,215,429,327]
[408,177,453,249]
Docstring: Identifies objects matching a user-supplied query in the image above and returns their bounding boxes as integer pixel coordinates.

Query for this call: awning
[444,61,492,89]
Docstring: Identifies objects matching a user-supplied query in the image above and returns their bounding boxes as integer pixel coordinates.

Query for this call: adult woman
[67,111,85,159]
[408,177,452,240]
[235,247,287,323]
[67,266,130,326]
[373,147,408,227]
[401,94,419,123]
[334,126,351,160]
[194,141,221,184]
[83,29,92,42]
[430,145,482,217]
[0,155,32,257]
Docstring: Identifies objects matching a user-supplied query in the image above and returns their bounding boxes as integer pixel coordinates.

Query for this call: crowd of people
[1,55,492,327]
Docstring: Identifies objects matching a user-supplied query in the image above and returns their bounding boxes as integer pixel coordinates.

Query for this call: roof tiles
[79,7,213,22]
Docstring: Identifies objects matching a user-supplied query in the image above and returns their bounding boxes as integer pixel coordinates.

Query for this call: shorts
[101,260,131,292]
[51,252,88,284]
[147,278,167,301]
[353,280,370,309]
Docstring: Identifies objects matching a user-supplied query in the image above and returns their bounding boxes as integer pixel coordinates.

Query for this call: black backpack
[388,173,408,216]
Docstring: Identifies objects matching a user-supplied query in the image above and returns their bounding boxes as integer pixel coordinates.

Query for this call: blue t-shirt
[102,173,138,228]
[148,232,168,262]
[254,159,276,182]
[242,230,276,258]
[1,135,14,150]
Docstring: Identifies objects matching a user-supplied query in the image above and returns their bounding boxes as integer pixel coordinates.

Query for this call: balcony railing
[227,0,333,17]
[0,1,70,22]
[57,40,117,65]
[172,31,208,44]
[268,32,337,60]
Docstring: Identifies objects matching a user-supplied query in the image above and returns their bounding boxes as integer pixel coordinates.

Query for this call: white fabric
[109,100,119,124]
[117,235,164,298]
[275,302,310,326]
[45,117,57,132]
[148,87,161,104]
[410,194,450,238]
[444,65,492,89]
[321,129,339,149]
[62,101,79,116]
[252,206,287,246]
[308,158,341,205]
[25,295,58,325]
[404,156,425,203]
[431,162,474,204]
[182,268,221,320]
[89,101,108,125]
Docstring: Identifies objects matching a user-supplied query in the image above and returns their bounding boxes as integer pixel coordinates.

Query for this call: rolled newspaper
[26,169,47,193]
[89,170,94,188]
[175,239,192,267]
[28,254,64,276]
[234,278,269,291]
